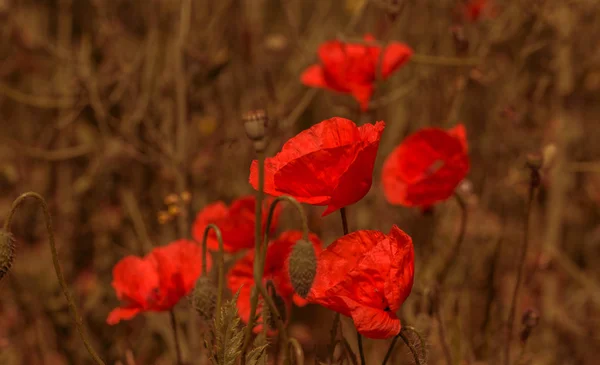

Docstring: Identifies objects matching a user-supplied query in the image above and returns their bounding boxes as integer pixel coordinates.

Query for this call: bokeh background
[1,0,600,364]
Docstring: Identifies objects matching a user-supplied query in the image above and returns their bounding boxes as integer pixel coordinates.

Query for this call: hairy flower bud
[0,230,15,281]
[243,109,269,152]
[288,239,317,298]
[192,276,217,321]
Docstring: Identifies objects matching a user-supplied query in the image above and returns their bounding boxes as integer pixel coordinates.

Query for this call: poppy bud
[180,191,192,203]
[192,276,217,321]
[526,152,543,170]
[242,109,268,152]
[288,239,317,298]
[0,230,15,281]
[164,193,180,205]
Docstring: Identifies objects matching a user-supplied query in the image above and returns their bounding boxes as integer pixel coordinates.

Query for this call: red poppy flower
[249,117,385,216]
[107,240,210,325]
[381,124,470,208]
[192,196,282,253]
[301,35,413,111]
[462,0,497,22]
[307,226,414,339]
[227,231,323,333]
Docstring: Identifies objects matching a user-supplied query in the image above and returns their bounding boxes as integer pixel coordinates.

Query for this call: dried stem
[433,293,453,365]
[436,193,468,284]
[170,310,183,365]
[199,223,225,328]
[3,192,105,365]
[504,170,538,365]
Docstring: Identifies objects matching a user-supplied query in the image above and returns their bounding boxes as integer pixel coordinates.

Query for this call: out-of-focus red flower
[192,196,282,253]
[307,226,414,339]
[249,117,385,216]
[227,231,323,333]
[381,124,470,208]
[463,0,497,22]
[301,35,413,111]
[107,240,210,325]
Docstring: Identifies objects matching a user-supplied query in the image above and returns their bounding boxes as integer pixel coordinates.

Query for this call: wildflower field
[1,0,599,364]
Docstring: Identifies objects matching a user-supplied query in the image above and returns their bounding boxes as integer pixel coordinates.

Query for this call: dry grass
[1,0,600,364]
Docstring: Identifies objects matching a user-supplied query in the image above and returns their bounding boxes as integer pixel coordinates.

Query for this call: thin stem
[3,192,105,365]
[200,223,225,327]
[170,310,183,365]
[260,195,310,260]
[341,337,359,365]
[381,336,398,365]
[356,330,366,365]
[504,175,537,365]
[329,311,341,362]
[242,149,265,362]
[399,329,423,365]
[433,294,453,365]
[340,207,349,235]
[288,338,305,365]
[436,193,468,284]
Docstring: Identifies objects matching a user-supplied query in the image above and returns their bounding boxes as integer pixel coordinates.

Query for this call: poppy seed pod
[0,231,15,281]
[288,239,317,298]
[192,276,217,321]
[243,110,268,151]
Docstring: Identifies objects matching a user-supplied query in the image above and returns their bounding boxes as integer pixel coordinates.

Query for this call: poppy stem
[340,207,349,235]
[200,223,225,327]
[356,330,366,365]
[288,338,305,365]
[436,193,468,284]
[398,328,423,365]
[262,196,310,259]
[242,149,265,363]
[170,310,183,365]
[504,168,538,365]
[3,192,105,365]
[381,335,398,365]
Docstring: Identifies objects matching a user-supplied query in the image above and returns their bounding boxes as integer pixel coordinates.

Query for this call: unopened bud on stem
[288,239,317,298]
[192,276,217,321]
[0,230,15,281]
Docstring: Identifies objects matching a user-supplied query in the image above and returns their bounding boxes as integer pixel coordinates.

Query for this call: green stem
[260,195,310,260]
[3,192,105,365]
[200,223,224,328]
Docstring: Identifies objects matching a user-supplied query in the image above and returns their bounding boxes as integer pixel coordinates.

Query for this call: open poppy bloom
[301,34,413,111]
[107,240,210,325]
[192,196,281,253]
[381,124,470,208]
[249,117,385,216]
[307,226,414,339]
[227,231,323,333]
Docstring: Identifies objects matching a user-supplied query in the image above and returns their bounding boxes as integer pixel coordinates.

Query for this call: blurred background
[1,0,600,364]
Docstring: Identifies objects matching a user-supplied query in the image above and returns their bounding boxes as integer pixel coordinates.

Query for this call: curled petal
[380,43,413,79]
[107,307,142,325]
[301,65,328,88]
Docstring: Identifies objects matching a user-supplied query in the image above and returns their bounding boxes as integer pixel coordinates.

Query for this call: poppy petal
[448,123,468,152]
[385,226,415,312]
[192,201,231,251]
[343,297,401,339]
[380,43,413,79]
[111,256,159,307]
[106,307,143,325]
[323,122,385,216]
[350,85,374,112]
[300,65,328,88]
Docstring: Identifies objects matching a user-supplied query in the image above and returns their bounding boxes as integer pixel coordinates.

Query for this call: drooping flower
[107,240,210,325]
[249,117,385,216]
[227,231,323,333]
[381,124,470,208]
[192,196,281,253]
[307,226,414,339]
[301,34,413,111]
